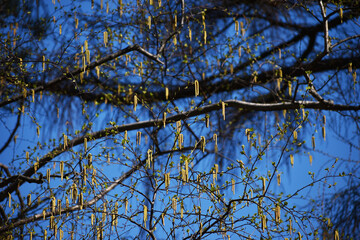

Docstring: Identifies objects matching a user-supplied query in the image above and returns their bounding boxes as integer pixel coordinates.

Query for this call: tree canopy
[1,0,360,239]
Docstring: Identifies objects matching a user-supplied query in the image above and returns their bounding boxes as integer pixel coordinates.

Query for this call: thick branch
[1,98,359,202]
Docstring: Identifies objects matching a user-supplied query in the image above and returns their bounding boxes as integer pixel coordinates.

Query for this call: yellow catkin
[213,164,219,182]
[222,101,226,120]
[194,80,199,97]
[288,81,292,96]
[176,121,181,133]
[178,134,183,149]
[84,138,88,152]
[47,168,51,183]
[245,129,251,142]
[51,196,56,213]
[309,154,313,165]
[161,213,165,225]
[235,20,239,35]
[163,112,167,128]
[32,89,35,102]
[322,126,326,141]
[58,199,61,215]
[277,173,281,186]
[185,159,189,182]
[44,229,47,240]
[238,46,242,57]
[262,214,267,232]
[42,56,45,71]
[133,94,137,111]
[275,204,281,224]
[103,31,108,47]
[201,136,206,152]
[59,24,62,35]
[289,217,292,234]
[339,8,343,22]
[188,27,192,41]
[302,109,306,119]
[293,130,297,141]
[262,177,266,195]
[34,158,39,173]
[27,194,31,206]
[172,197,177,214]
[147,16,151,29]
[348,62,353,73]
[312,136,315,150]
[290,154,294,167]
[181,168,186,183]
[96,66,100,79]
[60,161,64,181]
[147,149,152,169]
[26,151,29,163]
[240,21,245,36]
[137,131,141,145]
[231,179,235,194]
[165,173,170,192]
[165,87,169,100]
[323,115,326,125]
[180,202,184,219]
[86,49,90,64]
[63,134,68,149]
[213,134,218,153]
[79,192,83,209]
[335,230,339,240]
[298,232,302,240]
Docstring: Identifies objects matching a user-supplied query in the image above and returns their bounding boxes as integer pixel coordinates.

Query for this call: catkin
[262,177,266,194]
[213,134,218,153]
[47,168,51,183]
[133,94,137,111]
[172,197,177,214]
[277,173,281,186]
[163,112,166,128]
[103,31,108,47]
[222,101,226,120]
[235,20,239,35]
[84,138,88,152]
[165,87,169,100]
[201,136,206,152]
[60,161,64,181]
[262,214,267,232]
[312,136,315,150]
[148,16,151,29]
[194,80,199,97]
[231,179,235,194]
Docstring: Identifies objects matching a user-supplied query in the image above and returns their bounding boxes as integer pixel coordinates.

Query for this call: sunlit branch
[319,0,330,53]
[1,98,359,202]
[0,44,163,108]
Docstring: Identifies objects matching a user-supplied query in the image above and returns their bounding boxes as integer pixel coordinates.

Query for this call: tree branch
[0,44,163,109]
